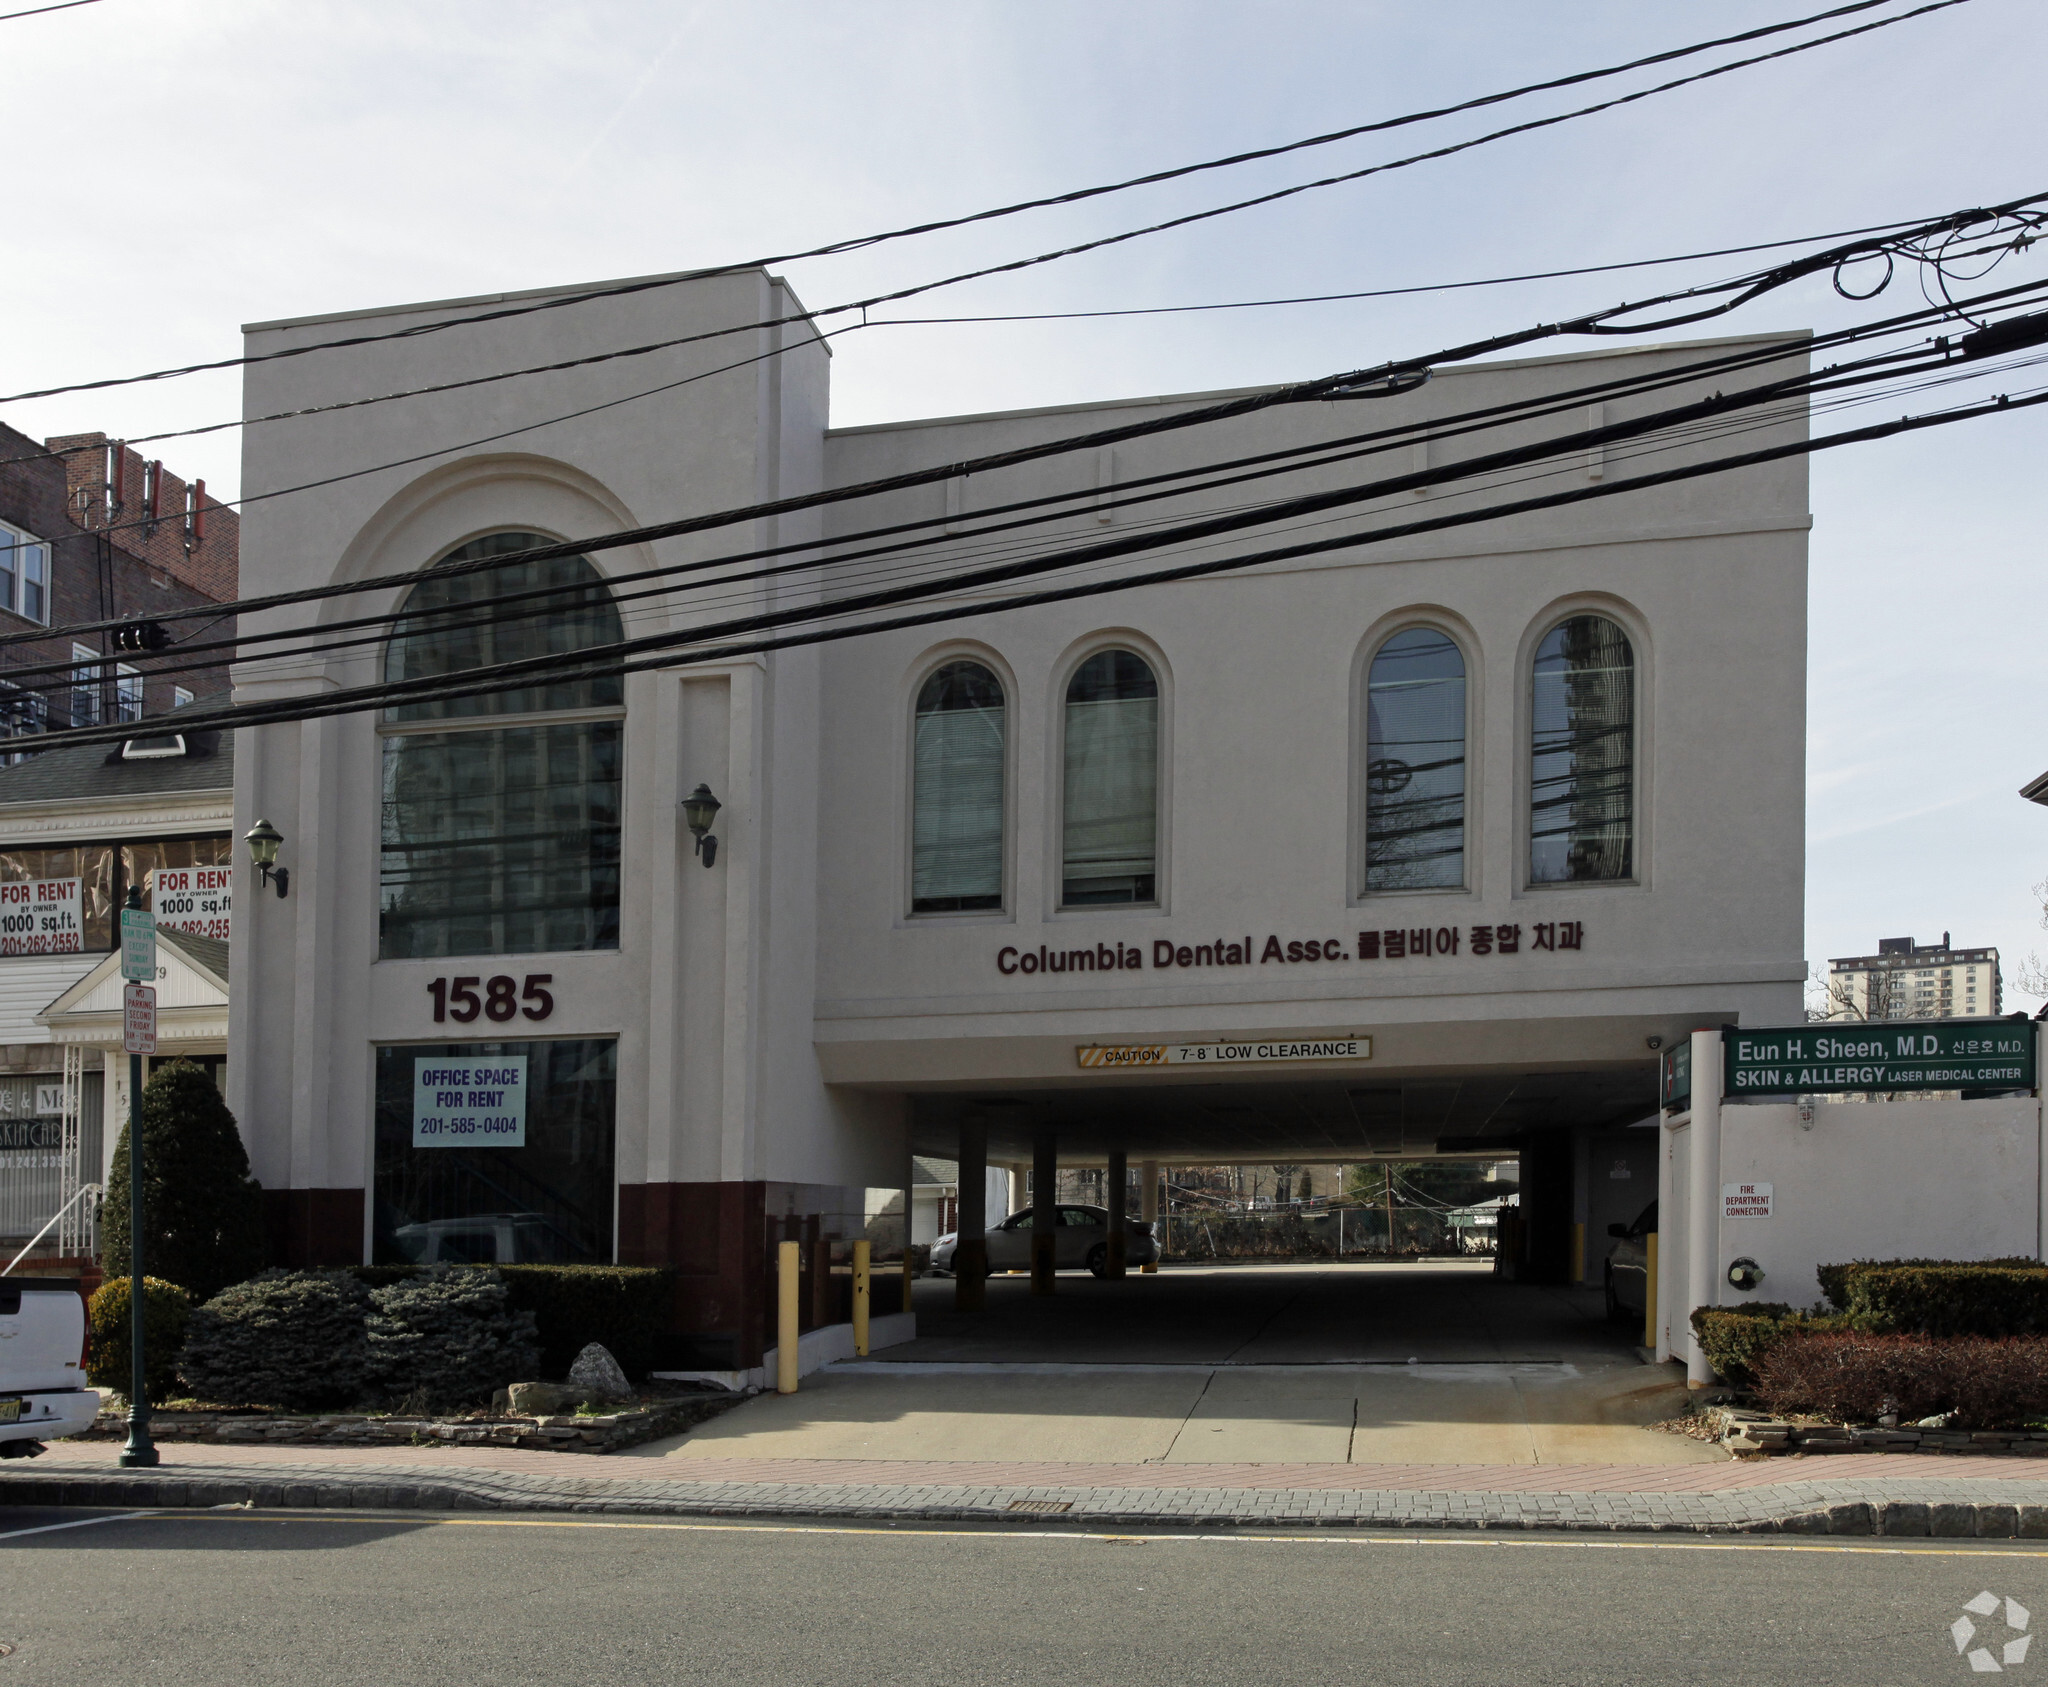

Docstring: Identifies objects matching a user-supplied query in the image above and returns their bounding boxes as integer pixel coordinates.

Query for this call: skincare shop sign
[412,1056,527,1148]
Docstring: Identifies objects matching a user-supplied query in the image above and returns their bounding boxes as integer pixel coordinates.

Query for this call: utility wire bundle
[0,0,2028,750]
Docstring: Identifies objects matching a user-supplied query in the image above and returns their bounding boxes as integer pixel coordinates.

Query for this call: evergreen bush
[176,1271,373,1410]
[366,1266,540,1409]
[101,1061,263,1303]
[1815,1260,2048,1337]
[349,1264,675,1379]
[1689,1304,1847,1387]
[86,1277,191,1400]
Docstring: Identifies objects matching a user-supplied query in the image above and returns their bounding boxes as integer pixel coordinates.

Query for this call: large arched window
[379,532,625,958]
[1061,649,1159,907]
[1363,627,1466,892]
[1530,613,1635,884]
[911,660,1006,913]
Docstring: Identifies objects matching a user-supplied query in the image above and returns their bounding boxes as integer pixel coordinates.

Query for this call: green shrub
[1753,1332,2048,1429]
[1815,1257,2040,1315]
[86,1277,191,1400]
[176,1271,373,1410]
[1815,1259,2048,1337]
[100,1061,263,1303]
[1689,1304,1848,1387]
[351,1264,675,1380]
[366,1266,540,1409]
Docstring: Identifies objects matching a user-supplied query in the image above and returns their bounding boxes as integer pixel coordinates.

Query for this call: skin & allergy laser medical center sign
[1723,1023,2036,1096]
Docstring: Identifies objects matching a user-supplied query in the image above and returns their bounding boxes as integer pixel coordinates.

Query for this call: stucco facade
[230,268,1809,1364]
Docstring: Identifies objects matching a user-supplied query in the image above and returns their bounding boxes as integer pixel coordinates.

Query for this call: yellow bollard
[1569,1222,1585,1285]
[902,1246,914,1315]
[777,1240,800,1394]
[852,1239,871,1357]
[1643,1231,1659,1354]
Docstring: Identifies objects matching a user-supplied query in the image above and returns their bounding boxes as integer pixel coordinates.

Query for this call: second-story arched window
[1062,649,1158,907]
[1363,627,1466,892]
[911,660,1006,913]
[1530,613,1635,883]
[380,531,624,958]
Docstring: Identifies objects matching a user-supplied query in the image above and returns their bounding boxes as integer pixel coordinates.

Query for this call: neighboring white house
[0,730,232,1263]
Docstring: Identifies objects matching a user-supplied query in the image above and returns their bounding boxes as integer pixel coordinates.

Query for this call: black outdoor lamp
[245,817,289,897]
[681,784,722,867]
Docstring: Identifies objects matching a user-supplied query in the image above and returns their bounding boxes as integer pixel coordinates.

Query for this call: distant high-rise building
[1826,933,2002,1020]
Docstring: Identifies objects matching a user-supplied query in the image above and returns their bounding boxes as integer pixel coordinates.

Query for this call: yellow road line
[101,1511,2048,1558]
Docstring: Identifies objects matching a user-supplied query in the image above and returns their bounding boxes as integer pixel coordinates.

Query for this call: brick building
[0,427,237,744]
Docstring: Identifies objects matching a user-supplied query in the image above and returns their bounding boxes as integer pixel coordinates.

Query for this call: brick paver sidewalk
[8,1439,2048,1537]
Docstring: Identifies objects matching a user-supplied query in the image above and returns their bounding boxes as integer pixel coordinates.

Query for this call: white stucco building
[229,268,1814,1366]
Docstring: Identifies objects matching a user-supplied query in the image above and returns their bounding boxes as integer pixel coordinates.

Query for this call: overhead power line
[0,0,1972,411]
[0,0,104,19]
[36,378,2047,752]
[9,188,2040,655]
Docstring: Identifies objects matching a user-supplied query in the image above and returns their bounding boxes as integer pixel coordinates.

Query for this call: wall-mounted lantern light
[681,784,722,868]
[245,818,290,897]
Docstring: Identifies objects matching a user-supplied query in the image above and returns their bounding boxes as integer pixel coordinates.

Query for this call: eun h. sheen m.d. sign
[1723,1023,2036,1096]
[412,1055,528,1147]
[1077,1038,1371,1070]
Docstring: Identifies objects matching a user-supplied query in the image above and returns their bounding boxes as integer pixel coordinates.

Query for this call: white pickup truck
[0,1278,99,1457]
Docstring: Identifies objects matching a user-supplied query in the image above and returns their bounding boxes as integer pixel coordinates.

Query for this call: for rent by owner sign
[1723,1023,2035,1096]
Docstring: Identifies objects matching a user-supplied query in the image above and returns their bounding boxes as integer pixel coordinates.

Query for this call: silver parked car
[1603,1199,1656,1324]
[932,1204,1160,1278]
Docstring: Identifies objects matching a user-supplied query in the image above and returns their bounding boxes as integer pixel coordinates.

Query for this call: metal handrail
[3,1182,102,1276]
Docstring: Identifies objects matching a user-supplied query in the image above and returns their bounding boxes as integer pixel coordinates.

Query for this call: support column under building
[1031,1132,1058,1295]
[1685,1027,1724,1389]
[1105,1148,1128,1277]
[1140,1158,1159,1273]
[955,1112,988,1311]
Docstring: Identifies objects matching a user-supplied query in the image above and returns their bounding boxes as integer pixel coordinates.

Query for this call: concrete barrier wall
[1714,1097,2043,1312]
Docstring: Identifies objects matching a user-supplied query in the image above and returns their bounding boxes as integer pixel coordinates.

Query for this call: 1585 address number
[426,973,554,1023]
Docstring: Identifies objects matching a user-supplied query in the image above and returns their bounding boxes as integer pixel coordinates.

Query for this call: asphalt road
[2,1505,2040,1685]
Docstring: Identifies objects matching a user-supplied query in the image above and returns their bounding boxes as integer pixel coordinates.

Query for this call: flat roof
[825,329,1813,438]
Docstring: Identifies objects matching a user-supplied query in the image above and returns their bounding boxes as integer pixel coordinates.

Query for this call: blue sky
[4,0,2044,997]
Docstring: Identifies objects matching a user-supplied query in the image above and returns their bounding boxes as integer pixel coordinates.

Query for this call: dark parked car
[1603,1199,1656,1324]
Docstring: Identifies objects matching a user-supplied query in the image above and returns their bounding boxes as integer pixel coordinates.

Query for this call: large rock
[566,1343,632,1400]
[505,1381,589,1416]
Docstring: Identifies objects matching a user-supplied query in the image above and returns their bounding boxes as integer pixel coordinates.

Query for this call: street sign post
[115,889,156,1470]
[1723,1022,2036,1097]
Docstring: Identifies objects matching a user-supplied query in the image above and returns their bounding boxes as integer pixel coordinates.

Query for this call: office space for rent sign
[412,1056,527,1147]
[1723,1023,2036,1096]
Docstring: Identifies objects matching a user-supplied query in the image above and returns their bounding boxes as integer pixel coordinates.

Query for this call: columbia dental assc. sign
[1724,1024,2036,1095]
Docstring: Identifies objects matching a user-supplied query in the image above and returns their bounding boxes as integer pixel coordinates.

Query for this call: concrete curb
[8,1467,2048,1537]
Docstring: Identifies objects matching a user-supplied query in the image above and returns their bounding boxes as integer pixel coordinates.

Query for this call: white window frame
[0,524,50,626]
[69,645,100,729]
[114,664,143,724]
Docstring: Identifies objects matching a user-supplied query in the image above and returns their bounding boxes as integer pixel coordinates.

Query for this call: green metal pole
[118,887,155,1468]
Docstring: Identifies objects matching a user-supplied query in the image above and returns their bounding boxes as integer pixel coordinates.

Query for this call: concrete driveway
[633,1262,1721,1467]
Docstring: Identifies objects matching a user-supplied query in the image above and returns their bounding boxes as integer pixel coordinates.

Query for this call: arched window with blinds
[1530,613,1636,884]
[1061,649,1159,907]
[379,531,624,958]
[911,660,1007,913]
[1363,627,1466,892]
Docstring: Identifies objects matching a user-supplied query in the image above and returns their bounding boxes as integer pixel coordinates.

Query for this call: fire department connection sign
[1723,1181,1772,1219]
[1077,1038,1371,1069]
[412,1056,527,1147]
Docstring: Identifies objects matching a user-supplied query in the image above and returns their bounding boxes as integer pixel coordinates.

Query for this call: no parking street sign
[123,983,157,1055]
